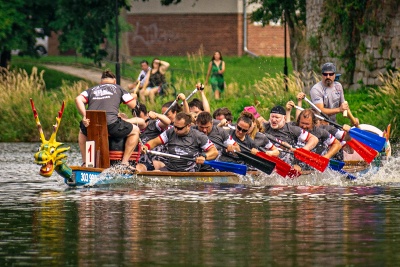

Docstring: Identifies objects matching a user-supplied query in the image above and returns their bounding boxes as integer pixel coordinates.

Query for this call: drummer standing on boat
[309,62,348,122]
[142,112,219,172]
[75,69,141,168]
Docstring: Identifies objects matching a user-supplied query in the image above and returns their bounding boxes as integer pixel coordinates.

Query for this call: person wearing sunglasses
[142,112,218,172]
[192,111,238,171]
[218,114,278,167]
[309,62,350,122]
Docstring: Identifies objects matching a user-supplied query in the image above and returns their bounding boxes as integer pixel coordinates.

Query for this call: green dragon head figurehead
[31,99,71,178]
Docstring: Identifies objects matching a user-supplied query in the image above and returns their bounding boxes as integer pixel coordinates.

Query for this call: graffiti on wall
[133,22,181,46]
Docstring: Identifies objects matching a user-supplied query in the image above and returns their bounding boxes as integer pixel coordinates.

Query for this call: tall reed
[0,67,89,142]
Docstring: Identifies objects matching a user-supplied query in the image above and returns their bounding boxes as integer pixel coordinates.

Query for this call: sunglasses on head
[322,72,335,77]
[174,124,188,131]
[236,125,249,133]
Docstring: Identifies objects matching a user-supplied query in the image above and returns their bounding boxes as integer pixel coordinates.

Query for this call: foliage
[5,55,396,142]
[0,0,57,55]
[11,62,93,90]
[0,67,90,142]
[248,0,306,27]
[0,0,132,66]
[355,71,400,138]
[319,0,399,85]
[51,0,131,64]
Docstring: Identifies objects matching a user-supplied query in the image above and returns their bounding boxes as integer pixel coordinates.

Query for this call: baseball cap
[270,105,286,115]
[243,106,260,118]
[321,62,336,73]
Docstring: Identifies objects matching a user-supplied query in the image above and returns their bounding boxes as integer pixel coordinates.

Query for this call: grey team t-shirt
[80,83,134,124]
[310,81,345,122]
[159,128,214,172]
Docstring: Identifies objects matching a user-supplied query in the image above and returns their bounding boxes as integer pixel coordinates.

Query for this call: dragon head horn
[30,98,46,143]
[49,101,65,143]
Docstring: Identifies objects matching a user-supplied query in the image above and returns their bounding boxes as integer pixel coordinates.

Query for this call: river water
[1,142,400,266]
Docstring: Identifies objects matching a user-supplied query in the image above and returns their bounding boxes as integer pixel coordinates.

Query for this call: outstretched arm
[303,133,319,151]
[148,111,171,129]
[199,88,210,113]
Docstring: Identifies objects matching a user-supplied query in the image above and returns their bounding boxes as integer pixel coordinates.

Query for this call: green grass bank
[2,54,398,142]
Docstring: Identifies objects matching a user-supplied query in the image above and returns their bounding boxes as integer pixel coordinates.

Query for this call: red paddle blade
[293,148,329,172]
[256,152,291,178]
[346,138,378,163]
[287,168,302,179]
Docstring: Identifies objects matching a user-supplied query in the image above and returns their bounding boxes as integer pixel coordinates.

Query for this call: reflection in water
[1,142,400,266]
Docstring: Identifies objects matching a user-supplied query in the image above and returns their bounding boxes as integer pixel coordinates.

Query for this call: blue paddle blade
[329,159,345,171]
[349,128,386,152]
[204,160,248,175]
[335,169,357,180]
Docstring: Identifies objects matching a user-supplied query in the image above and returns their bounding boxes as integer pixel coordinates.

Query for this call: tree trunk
[0,50,11,69]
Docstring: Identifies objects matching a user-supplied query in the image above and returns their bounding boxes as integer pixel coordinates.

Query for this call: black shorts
[80,118,133,138]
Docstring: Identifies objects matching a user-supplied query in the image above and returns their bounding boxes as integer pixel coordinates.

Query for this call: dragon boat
[31,99,259,187]
[31,99,391,186]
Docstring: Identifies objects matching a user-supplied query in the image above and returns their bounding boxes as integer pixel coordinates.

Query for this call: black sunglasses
[236,125,249,133]
[322,73,335,77]
[174,124,188,131]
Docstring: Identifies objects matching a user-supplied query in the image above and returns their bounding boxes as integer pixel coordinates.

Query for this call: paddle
[131,79,141,95]
[211,139,276,175]
[295,103,378,163]
[147,150,247,175]
[303,97,386,152]
[163,84,203,115]
[331,168,357,180]
[328,159,345,171]
[236,142,293,178]
[294,105,368,165]
[263,133,329,172]
[179,83,204,106]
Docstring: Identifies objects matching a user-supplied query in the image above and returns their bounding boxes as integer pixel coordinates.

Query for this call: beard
[270,117,286,129]
[325,79,333,86]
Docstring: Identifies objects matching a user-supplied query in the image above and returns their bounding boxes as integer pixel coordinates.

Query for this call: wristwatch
[200,152,207,159]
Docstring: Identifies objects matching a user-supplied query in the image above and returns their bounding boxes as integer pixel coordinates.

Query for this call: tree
[51,0,130,64]
[0,0,131,67]
[248,0,307,71]
[0,0,58,67]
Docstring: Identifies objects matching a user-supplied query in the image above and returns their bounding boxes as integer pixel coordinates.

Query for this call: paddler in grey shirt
[193,111,238,171]
[263,105,319,166]
[142,112,218,172]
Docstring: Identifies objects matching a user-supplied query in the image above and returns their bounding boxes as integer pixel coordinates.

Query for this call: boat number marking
[80,172,99,182]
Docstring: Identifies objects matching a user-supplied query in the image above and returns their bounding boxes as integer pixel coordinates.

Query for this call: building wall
[247,22,289,57]
[305,0,400,89]
[126,14,288,57]
[126,14,241,56]
[48,0,289,58]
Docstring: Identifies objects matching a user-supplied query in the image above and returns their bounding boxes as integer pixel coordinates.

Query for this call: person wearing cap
[309,62,349,122]
[263,105,319,165]
[244,105,268,124]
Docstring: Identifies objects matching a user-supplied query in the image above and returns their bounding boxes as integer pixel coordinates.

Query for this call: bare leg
[121,125,140,165]
[153,160,165,170]
[149,87,159,104]
[136,163,147,172]
[139,88,146,103]
[78,131,87,163]
[214,90,220,100]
